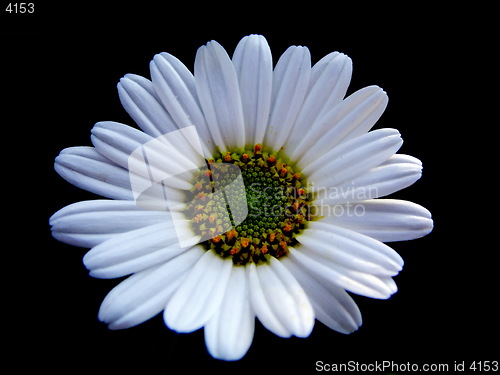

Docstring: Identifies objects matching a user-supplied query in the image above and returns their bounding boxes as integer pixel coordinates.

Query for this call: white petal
[303,128,403,189]
[307,52,353,120]
[247,258,314,338]
[298,221,403,276]
[383,276,398,295]
[54,146,133,200]
[98,246,205,330]
[204,266,255,361]
[150,53,215,158]
[265,257,315,337]
[288,246,396,300]
[246,262,288,337]
[50,200,169,248]
[232,34,273,146]
[321,199,433,242]
[83,218,199,278]
[154,51,199,103]
[195,40,245,151]
[293,85,388,164]
[264,46,311,151]
[117,74,178,137]
[164,250,233,333]
[284,52,352,152]
[90,121,194,190]
[90,121,153,169]
[312,154,422,205]
[281,255,362,334]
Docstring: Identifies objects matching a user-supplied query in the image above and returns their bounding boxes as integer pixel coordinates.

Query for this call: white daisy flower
[50,35,433,361]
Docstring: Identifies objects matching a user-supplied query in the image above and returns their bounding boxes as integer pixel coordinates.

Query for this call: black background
[3,4,492,374]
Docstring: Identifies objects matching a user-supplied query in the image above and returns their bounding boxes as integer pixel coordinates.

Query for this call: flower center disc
[184,144,311,265]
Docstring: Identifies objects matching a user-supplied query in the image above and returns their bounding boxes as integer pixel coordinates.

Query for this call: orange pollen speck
[281,167,287,177]
[230,248,239,255]
[269,233,276,242]
[293,201,299,211]
[197,192,206,201]
[204,170,211,177]
[241,238,250,247]
[226,228,238,241]
[254,143,262,153]
[297,188,305,196]
[261,245,268,254]
[284,224,292,232]
[267,155,276,163]
[212,236,221,243]
[209,214,215,223]
[224,153,232,162]
[294,173,300,179]
[194,182,203,191]
[243,153,248,161]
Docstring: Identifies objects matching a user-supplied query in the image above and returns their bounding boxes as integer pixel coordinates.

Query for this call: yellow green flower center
[184,144,311,265]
